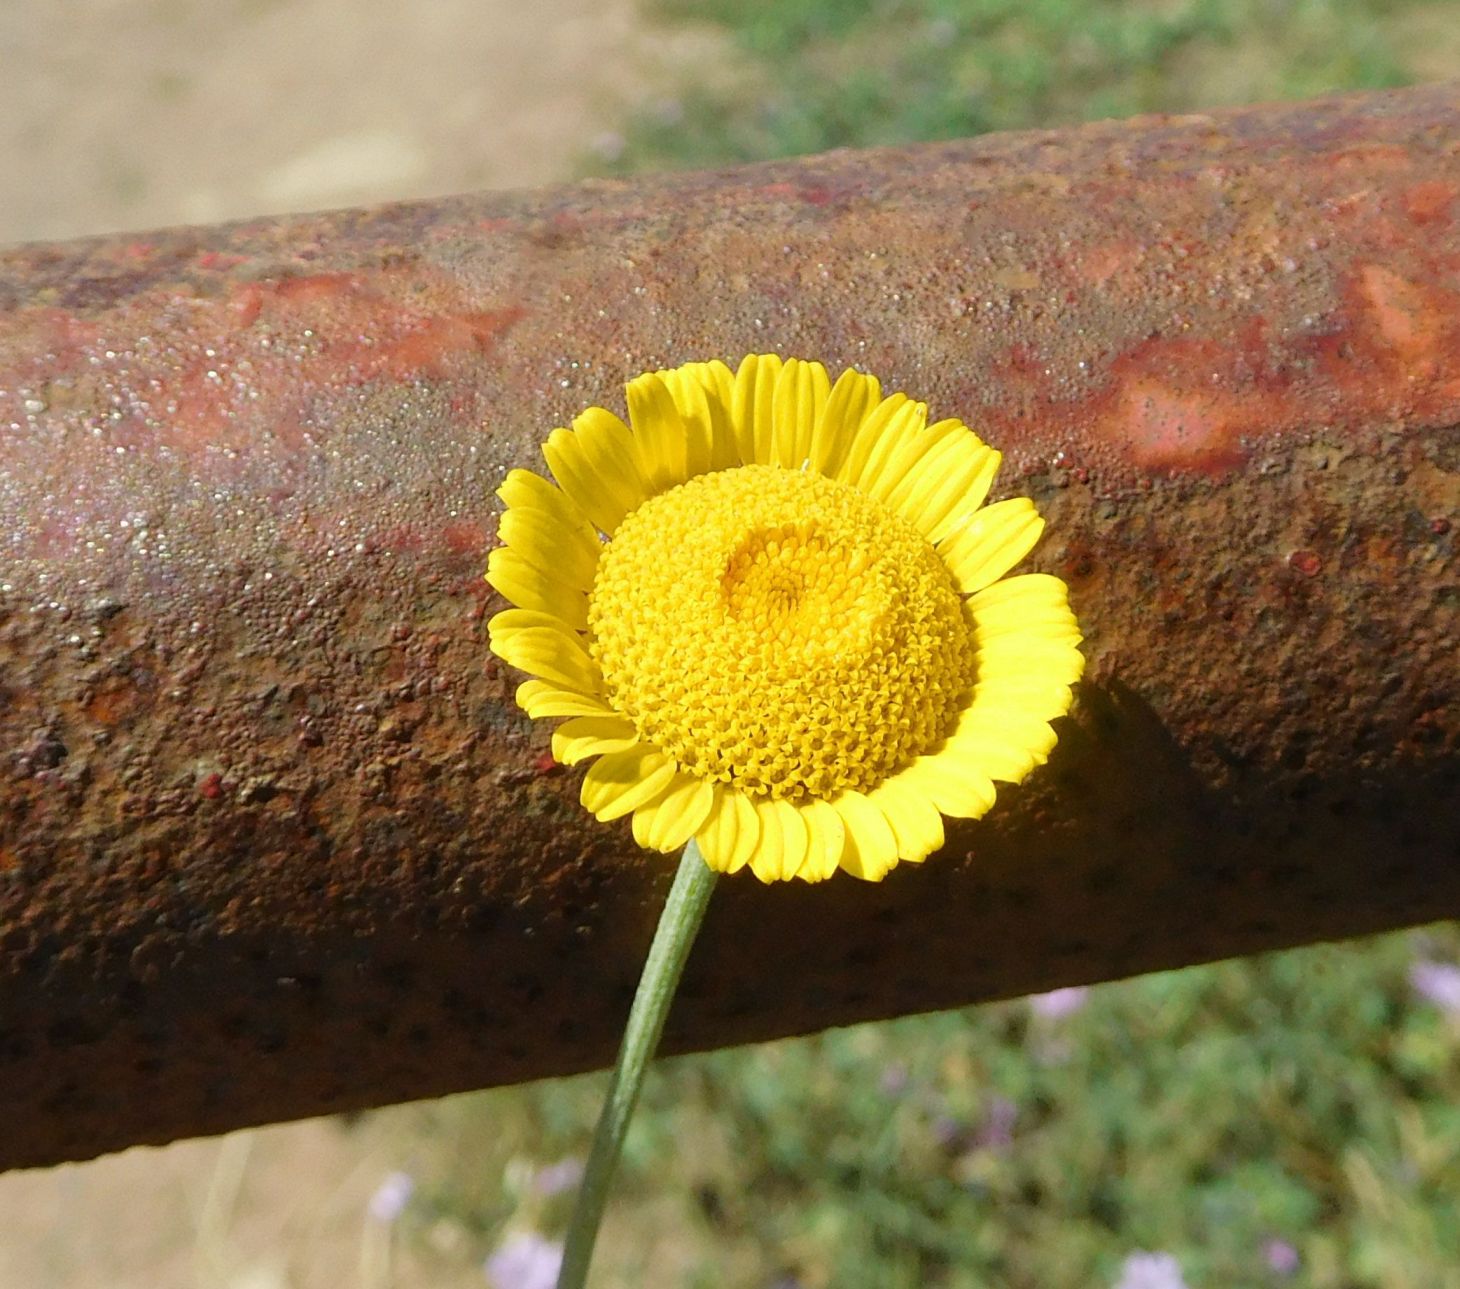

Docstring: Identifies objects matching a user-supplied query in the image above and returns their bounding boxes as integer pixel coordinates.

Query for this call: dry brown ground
[1,0,697,245]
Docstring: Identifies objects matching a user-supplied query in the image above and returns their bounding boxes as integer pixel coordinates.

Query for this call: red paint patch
[3,271,525,464]
[1089,326,1285,474]
[1076,241,1145,287]
[440,521,490,555]
[1288,549,1322,577]
[1357,264,1446,379]
[1403,180,1455,226]
[1118,380,1243,472]
[197,251,247,271]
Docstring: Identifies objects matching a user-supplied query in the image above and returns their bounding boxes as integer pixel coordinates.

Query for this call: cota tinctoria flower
[486,356,1082,883]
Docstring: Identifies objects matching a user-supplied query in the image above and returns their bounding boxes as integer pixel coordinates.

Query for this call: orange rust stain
[1404,180,1456,226]
[1089,326,1295,473]
[1114,379,1248,472]
[0,844,17,873]
[84,686,140,726]
[1076,241,1144,287]
[6,272,526,461]
[196,251,248,271]
[1357,264,1446,379]
[440,520,490,554]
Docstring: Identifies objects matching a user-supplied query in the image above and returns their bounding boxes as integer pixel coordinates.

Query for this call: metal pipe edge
[0,84,1456,1171]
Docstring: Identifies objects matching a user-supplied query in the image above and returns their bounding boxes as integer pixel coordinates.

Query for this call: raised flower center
[587,463,976,801]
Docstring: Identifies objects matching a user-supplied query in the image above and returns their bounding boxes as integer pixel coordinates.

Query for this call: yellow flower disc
[589,463,975,801]
[486,355,1085,884]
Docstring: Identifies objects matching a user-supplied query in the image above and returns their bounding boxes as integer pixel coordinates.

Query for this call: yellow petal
[498,507,601,592]
[655,365,717,480]
[969,573,1081,642]
[491,624,602,692]
[747,797,785,883]
[794,797,846,883]
[631,774,716,852]
[552,715,642,766]
[485,547,589,629]
[976,639,1086,687]
[893,437,1010,543]
[626,372,691,492]
[951,717,1058,782]
[860,416,963,507]
[488,607,572,639]
[692,359,740,470]
[769,358,831,467]
[970,675,1075,722]
[732,353,784,465]
[869,776,945,863]
[967,571,1071,613]
[837,394,926,491]
[497,468,596,545]
[897,754,998,819]
[580,747,677,821]
[832,791,899,881]
[516,680,616,719]
[810,367,882,478]
[941,726,1047,784]
[542,411,650,535]
[882,426,1000,542]
[696,789,759,875]
[771,798,810,882]
[940,498,1046,594]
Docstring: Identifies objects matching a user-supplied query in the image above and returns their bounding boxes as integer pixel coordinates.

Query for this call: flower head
[366,1170,415,1223]
[487,356,1082,883]
[1410,959,1460,1016]
[1029,985,1090,1021]
[1114,1252,1189,1289]
[485,1231,563,1289]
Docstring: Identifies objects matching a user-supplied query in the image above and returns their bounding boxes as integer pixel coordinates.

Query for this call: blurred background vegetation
[591,0,1438,175]
[4,1,1459,1286]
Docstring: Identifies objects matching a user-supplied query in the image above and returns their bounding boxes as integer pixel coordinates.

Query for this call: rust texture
[1,85,1457,1172]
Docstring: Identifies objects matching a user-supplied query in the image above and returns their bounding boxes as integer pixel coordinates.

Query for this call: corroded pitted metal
[1,85,1457,1171]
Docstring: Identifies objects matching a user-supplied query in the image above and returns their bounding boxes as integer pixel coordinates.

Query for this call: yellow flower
[486,356,1083,883]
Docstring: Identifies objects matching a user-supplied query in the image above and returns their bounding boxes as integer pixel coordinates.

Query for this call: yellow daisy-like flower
[486,355,1083,883]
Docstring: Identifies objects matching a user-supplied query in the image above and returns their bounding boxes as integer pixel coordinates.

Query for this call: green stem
[556,838,719,1289]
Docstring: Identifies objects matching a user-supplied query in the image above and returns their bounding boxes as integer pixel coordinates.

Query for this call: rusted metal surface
[1,85,1457,1172]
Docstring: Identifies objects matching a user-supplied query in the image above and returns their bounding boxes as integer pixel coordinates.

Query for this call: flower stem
[556,838,718,1289]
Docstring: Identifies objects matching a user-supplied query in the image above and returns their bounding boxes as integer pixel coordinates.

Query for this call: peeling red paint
[1354,264,1454,384]
[1403,180,1455,225]
[1288,549,1322,577]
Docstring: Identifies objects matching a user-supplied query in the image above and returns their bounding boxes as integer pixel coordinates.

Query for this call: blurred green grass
[419,931,1460,1287]
[588,0,1451,174]
[441,3,1460,1286]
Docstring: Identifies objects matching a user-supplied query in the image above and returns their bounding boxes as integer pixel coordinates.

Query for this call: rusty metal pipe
[1,85,1457,1172]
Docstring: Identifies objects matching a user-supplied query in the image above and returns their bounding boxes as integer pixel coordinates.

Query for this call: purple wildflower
[532,1157,586,1198]
[366,1171,415,1224]
[1410,960,1460,1016]
[1262,1237,1300,1276]
[485,1232,563,1289]
[1114,1251,1188,1289]
[879,1063,910,1097]
[974,1095,1019,1152]
[1029,985,1090,1021]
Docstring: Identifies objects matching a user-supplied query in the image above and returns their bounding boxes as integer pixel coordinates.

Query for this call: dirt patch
[1,0,714,244]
